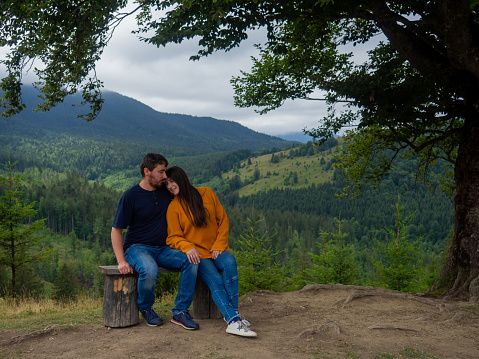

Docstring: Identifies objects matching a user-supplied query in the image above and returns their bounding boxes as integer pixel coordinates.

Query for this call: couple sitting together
[111,153,256,338]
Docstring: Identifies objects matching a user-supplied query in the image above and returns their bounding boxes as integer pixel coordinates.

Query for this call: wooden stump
[99,265,222,328]
[99,266,139,328]
[193,278,222,320]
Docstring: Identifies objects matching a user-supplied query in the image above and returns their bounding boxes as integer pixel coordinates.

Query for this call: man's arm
[111,227,133,274]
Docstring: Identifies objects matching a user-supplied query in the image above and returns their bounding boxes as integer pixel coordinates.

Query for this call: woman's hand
[211,250,223,260]
[186,248,201,264]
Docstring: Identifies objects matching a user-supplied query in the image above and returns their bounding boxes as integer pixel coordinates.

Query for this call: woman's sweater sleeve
[166,201,195,254]
[209,189,230,252]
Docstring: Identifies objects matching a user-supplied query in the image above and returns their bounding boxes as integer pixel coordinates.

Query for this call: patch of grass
[0,294,102,332]
[402,348,441,358]
[309,348,363,359]
[375,354,396,359]
[222,149,336,197]
[375,348,441,359]
[0,350,23,358]
[152,292,177,319]
[463,305,479,315]
[0,293,176,332]
[342,351,360,359]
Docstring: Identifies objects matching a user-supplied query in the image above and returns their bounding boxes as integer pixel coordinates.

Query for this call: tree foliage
[2,0,477,298]
[307,220,359,285]
[0,0,127,120]
[53,262,80,302]
[373,196,423,292]
[130,0,478,300]
[0,151,451,298]
[0,153,50,298]
[233,207,298,294]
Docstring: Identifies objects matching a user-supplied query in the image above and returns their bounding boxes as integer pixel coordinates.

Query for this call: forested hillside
[0,86,291,183]
[0,89,454,299]
[222,140,452,245]
[0,139,453,298]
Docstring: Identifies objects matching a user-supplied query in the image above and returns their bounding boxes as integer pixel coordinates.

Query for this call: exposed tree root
[0,325,60,346]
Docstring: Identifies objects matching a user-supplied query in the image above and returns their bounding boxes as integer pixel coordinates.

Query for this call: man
[111,153,199,330]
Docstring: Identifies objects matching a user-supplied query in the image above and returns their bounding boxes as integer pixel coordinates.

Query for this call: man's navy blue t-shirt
[112,184,172,251]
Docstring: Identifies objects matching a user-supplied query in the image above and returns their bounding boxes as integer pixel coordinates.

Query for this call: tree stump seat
[99,265,221,328]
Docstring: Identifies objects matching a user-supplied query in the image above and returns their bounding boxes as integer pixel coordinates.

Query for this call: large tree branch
[398,125,461,155]
[364,0,450,81]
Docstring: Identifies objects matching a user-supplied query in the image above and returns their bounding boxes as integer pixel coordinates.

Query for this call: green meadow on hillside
[222,146,338,196]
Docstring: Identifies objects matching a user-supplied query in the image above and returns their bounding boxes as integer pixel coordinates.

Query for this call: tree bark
[429,110,479,301]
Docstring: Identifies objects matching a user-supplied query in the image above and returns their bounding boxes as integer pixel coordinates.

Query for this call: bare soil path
[1,284,478,359]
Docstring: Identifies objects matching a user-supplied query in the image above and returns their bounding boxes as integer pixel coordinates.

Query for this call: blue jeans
[125,244,198,315]
[198,251,240,323]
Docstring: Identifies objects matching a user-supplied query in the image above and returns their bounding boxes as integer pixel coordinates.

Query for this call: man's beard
[149,177,164,189]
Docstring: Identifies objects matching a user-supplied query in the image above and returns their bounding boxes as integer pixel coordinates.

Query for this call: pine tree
[373,195,423,292]
[15,266,45,299]
[234,206,296,294]
[307,218,359,285]
[53,262,80,302]
[0,153,50,298]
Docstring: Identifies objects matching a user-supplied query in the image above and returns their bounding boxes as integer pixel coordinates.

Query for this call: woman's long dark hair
[166,166,207,227]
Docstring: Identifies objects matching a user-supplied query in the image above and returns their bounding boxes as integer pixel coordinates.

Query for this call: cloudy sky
[93,5,329,139]
[2,2,375,139]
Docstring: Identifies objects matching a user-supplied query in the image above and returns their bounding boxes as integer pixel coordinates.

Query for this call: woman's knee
[215,252,237,275]
[217,251,236,266]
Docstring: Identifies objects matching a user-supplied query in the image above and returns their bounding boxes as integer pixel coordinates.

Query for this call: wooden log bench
[99,265,222,328]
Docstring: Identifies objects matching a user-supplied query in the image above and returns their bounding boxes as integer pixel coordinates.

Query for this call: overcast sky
[1,2,375,139]
[93,6,329,139]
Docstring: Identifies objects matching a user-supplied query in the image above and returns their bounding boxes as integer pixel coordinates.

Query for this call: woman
[165,166,257,337]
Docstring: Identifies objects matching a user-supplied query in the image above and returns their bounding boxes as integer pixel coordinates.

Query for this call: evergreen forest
[0,91,454,300]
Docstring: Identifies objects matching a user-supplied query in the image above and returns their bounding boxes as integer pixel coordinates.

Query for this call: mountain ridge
[1,86,292,153]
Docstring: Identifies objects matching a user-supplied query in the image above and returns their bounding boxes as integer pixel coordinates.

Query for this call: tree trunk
[10,223,16,299]
[428,112,479,301]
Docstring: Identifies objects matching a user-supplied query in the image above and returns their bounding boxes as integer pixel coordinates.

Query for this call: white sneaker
[237,313,250,327]
[224,313,251,327]
[226,319,257,337]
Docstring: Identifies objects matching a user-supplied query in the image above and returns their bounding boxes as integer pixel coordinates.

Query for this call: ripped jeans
[198,250,240,323]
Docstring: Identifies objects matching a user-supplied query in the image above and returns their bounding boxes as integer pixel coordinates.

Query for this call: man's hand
[186,248,201,264]
[118,261,133,274]
[111,227,132,274]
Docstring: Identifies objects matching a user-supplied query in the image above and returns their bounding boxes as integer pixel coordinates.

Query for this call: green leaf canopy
[2,0,479,300]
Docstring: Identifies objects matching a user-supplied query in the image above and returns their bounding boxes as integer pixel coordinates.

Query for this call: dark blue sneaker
[140,307,164,326]
[171,312,199,330]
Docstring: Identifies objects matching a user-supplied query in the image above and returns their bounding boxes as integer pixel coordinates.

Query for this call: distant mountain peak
[2,86,292,153]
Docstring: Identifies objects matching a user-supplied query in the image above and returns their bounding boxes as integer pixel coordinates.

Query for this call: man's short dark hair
[140,153,169,177]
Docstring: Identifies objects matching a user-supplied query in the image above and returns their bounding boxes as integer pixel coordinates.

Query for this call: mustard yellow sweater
[166,187,230,258]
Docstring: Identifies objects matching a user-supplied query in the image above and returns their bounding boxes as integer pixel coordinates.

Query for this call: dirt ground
[1,284,478,359]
